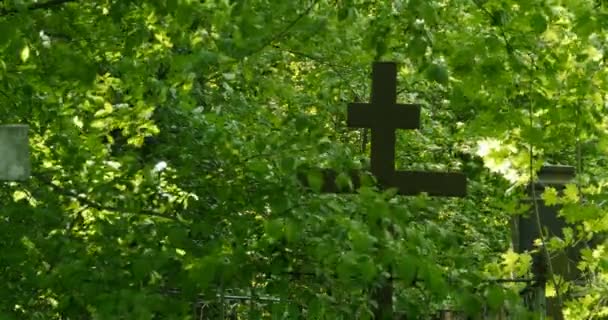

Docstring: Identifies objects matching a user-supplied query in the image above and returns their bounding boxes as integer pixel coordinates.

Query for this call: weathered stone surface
[513,165,575,320]
[0,125,30,181]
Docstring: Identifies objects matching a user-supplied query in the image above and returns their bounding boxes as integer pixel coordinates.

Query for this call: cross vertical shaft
[371,62,397,106]
[370,63,397,184]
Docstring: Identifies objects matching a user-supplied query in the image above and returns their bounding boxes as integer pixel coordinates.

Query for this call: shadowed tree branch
[29,174,184,223]
[207,0,321,83]
[0,0,77,16]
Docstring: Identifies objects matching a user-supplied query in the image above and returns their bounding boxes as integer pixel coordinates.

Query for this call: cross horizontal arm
[388,171,467,197]
[297,169,372,193]
[297,169,466,197]
[347,103,420,129]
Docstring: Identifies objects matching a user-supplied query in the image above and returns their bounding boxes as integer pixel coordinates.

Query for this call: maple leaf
[564,183,580,203]
[542,187,560,206]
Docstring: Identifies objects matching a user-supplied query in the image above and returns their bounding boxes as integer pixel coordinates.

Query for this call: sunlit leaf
[564,184,579,203]
[542,187,560,206]
[20,45,29,62]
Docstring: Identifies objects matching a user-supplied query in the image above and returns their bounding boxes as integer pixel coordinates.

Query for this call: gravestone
[300,62,466,196]
[513,165,576,320]
[0,125,30,181]
[299,62,467,319]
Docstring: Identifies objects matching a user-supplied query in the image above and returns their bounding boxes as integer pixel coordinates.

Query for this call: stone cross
[347,62,420,183]
[347,62,465,196]
[299,62,467,319]
[299,62,466,197]
[0,125,30,181]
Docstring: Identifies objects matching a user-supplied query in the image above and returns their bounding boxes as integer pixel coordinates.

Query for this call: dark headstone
[513,165,576,320]
[514,165,579,280]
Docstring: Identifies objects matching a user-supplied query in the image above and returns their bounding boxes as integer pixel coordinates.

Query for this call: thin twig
[527,56,564,315]
[273,46,370,152]
[575,102,583,183]
[472,0,515,55]
[487,278,535,283]
[207,0,321,83]
[276,46,365,101]
[246,0,320,58]
[33,175,182,222]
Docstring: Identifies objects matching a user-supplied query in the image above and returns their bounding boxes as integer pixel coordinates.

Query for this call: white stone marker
[0,125,30,181]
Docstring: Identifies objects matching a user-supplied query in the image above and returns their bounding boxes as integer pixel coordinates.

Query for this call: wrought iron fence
[166,276,542,319]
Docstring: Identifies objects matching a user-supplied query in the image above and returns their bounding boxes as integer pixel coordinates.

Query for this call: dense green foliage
[2,0,608,319]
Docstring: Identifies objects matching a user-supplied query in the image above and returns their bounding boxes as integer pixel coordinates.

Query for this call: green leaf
[574,11,595,38]
[395,254,418,285]
[20,45,29,63]
[284,219,299,243]
[542,187,560,206]
[485,286,505,310]
[359,257,377,282]
[360,172,375,187]
[425,63,449,85]
[189,257,218,288]
[338,7,349,21]
[306,169,324,193]
[459,292,483,316]
[501,249,520,273]
[336,252,357,280]
[336,171,353,191]
[451,48,475,74]
[12,190,27,202]
[408,36,427,58]
[265,219,284,240]
[564,184,579,203]
[600,257,608,271]
[530,13,548,34]
[0,21,16,45]
[271,195,289,213]
[421,265,446,294]
[350,229,374,252]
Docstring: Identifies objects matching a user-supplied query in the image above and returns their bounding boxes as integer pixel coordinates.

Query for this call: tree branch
[245,0,320,58]
[472,0,515,56]
[32,175,183,223]
[207,0,320,83]
[0,0,77,16]
[275,46,365,101]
